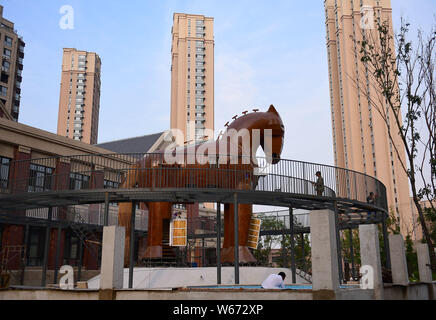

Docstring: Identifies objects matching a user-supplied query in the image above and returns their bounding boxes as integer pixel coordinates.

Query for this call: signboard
[170,219,187,247]
[247,218,262,249]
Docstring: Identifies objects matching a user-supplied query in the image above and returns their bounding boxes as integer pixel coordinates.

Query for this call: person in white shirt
[261,272,286,289]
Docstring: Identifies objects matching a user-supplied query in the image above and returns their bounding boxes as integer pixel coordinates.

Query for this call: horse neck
[224,114,270,156]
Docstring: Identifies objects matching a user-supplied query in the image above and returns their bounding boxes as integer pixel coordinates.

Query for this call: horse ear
[268,105,279,116]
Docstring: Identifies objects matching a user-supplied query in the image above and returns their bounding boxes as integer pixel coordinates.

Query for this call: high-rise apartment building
[324,1,415,238]
[57,48,101,145]
[0,5,25,122]
[170,13,214,145]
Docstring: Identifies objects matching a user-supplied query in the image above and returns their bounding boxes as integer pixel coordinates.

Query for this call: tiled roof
[95,132,164,156]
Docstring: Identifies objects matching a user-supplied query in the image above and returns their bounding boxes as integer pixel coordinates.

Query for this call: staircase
[67,207,101,265]
[141,219,177,267]
[162,222,177,265]
[295,259,312,283]
[295,268,312,283]
[0,245,26,288]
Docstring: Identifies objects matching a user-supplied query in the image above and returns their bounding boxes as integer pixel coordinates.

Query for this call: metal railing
[1,152,388,212]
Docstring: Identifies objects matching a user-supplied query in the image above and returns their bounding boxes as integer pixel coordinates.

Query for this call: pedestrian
[261,272,286,289]
[312,171,325,196]
[366,192,377,220]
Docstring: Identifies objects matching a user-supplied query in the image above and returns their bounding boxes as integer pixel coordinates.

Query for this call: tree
[405,235,419,282]
[357,18,436,271]
[252,214,284,265]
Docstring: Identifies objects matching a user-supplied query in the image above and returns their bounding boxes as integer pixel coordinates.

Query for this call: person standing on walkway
[312,171,325,196]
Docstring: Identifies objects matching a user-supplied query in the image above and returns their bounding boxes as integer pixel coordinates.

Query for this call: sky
[1,0,436,170]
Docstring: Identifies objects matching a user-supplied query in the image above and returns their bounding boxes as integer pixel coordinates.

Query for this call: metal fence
[2,153,388,212]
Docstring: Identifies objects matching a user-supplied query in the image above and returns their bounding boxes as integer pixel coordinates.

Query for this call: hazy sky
[2,0,436,168]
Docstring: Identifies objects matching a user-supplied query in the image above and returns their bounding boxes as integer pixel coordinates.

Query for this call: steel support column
[41,207,52,287]
[77,239,83,281]
[104,192,109,226]
[216,203,221,285]
[349,228,356,280]
[289,208,296,283]
[381,212,391,270]
[128,202,136,289]
[21,223,29,285]
[334,203,344,283]
[53,226,62,284]
[234,193,239,284]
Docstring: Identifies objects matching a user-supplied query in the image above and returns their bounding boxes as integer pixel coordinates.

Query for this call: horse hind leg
[221,203,256,264]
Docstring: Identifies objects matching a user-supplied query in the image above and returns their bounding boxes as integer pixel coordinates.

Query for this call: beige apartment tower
[57,48,101,145]
[0,5,25,122]
[324,1,415,238]
[171,13,214,145]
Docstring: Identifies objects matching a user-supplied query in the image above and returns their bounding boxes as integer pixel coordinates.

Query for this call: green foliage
[386,209,401,235]
[341,229,360,266]
[423,207,436,244]
[252,214,285,265]
[405,235,419,282]
[252,214,311,270]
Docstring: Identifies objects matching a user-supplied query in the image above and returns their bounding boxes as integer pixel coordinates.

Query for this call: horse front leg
[118,202,133,267]
[142,202,173,259]
[221,203,256,264]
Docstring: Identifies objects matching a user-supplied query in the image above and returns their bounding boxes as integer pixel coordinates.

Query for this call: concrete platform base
[87,267,310,289]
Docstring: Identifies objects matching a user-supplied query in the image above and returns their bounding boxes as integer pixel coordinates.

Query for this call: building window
[69,173,90,190]
[28,164,53,192]
[3,48,11,59]
[26,227,45,266]
[63,232,80,266]
[4,36,12,47]
[0,156,11,189]
[104,180,119,189]
[0,85,6,97]
[2,60,10,72]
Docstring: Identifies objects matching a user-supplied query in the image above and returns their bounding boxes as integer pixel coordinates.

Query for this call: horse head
[223,105,284,164]
[263,105,285,164]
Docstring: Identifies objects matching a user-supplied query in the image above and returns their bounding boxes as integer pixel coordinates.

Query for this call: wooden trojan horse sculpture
[118,105,285,266]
